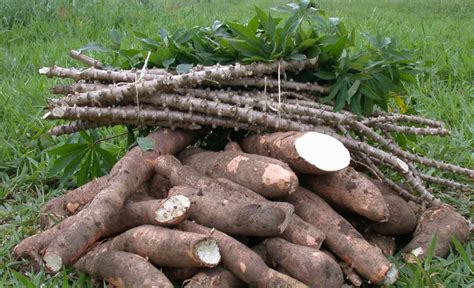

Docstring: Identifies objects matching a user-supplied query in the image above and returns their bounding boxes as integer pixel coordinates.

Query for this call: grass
[0,0,472,286]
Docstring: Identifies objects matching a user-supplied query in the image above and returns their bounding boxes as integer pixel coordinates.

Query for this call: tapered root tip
[155,195,191,223]
[43,253,62,273]
[295,132,350,173]
[195,238,221,267]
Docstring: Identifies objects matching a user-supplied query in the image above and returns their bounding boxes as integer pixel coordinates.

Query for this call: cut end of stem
[38,67,50,75]
[195,238,221,267]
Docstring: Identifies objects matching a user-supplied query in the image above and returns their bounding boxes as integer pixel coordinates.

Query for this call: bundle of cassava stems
[13,50,472,287]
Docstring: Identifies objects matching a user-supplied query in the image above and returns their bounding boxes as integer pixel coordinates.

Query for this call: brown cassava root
[155,157,294,236]
[263,237,344,287]
[178,220,306,287]
[178,148,299,198]
[283,187,399,285]
[74,248,174,288]
[14,128,200,271]
[302,167,389,222]
[15,53,472,287]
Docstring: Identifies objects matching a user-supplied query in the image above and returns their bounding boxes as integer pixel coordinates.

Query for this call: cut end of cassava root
[294,131,350,173]
[155,195,191,223]
[194,238,221,266]
[384,264,399,286]
[43,253,62,272]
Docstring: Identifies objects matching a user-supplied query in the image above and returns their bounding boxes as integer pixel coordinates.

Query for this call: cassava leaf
[137,137,155,152]
[176,63,194,74]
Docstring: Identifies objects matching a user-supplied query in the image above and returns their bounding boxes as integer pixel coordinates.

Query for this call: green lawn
[0,0,472,286]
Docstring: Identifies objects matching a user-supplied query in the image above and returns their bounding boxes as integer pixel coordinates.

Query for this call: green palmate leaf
[314,71,336,80]
[286,53,307,61]
[296,38,317,53]
[373,72,401,92]
[347,79,361,101]
[350,92,363,115]
[359,82,382,100]
[173,28,195,45]
[255,6,268,25]
[227,21,270,56]
[334,79,348,111]
[76,150,92,186]
[59,148,89,185]
[363,97,375,116]
[78,0,422,116]
[247,16,259,34]
[137,137,155,152]
[176,63,193,74]
[47,143,88,156]
[322,78,344,102]
[92,151,102,177]
[279,13,304,53]
[162,58,175,69]
[226,39,264,58]
[138,37,161,49]
[149,47,175,68]
[96,147,117,171]
[305,45,321,58]
[48,145,87,176]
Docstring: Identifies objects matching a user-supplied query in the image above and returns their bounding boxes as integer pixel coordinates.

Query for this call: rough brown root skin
[264,238,344,287]
[339,261,364,287]
[184,267,246,288]
[155,155,294,234]
[224,141,242,152]
[103,195,191,237]
[167,185,293,236]
[178,221,306,288]
[363,231,397,257]
[366,194,417,235]
[281,215,325,249]
[251,243,274,267]
[302,167,389,222]
[73,246,173,288]
[15,129,200,272]
[402,204,470,260]
[178,148,298,198]
[141,172,171,199]
[283,187,398,285]
[162,267,200,282]
[241,131,350,175]
[40,175,111,229]
[98,225,221,268]
[213,176,325,248]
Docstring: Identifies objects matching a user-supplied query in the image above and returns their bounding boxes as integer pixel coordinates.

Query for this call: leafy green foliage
[48,131,118,186]
[81,0,422,116]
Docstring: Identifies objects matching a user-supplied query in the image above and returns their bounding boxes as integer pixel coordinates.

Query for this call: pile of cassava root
[13,50,472,287]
